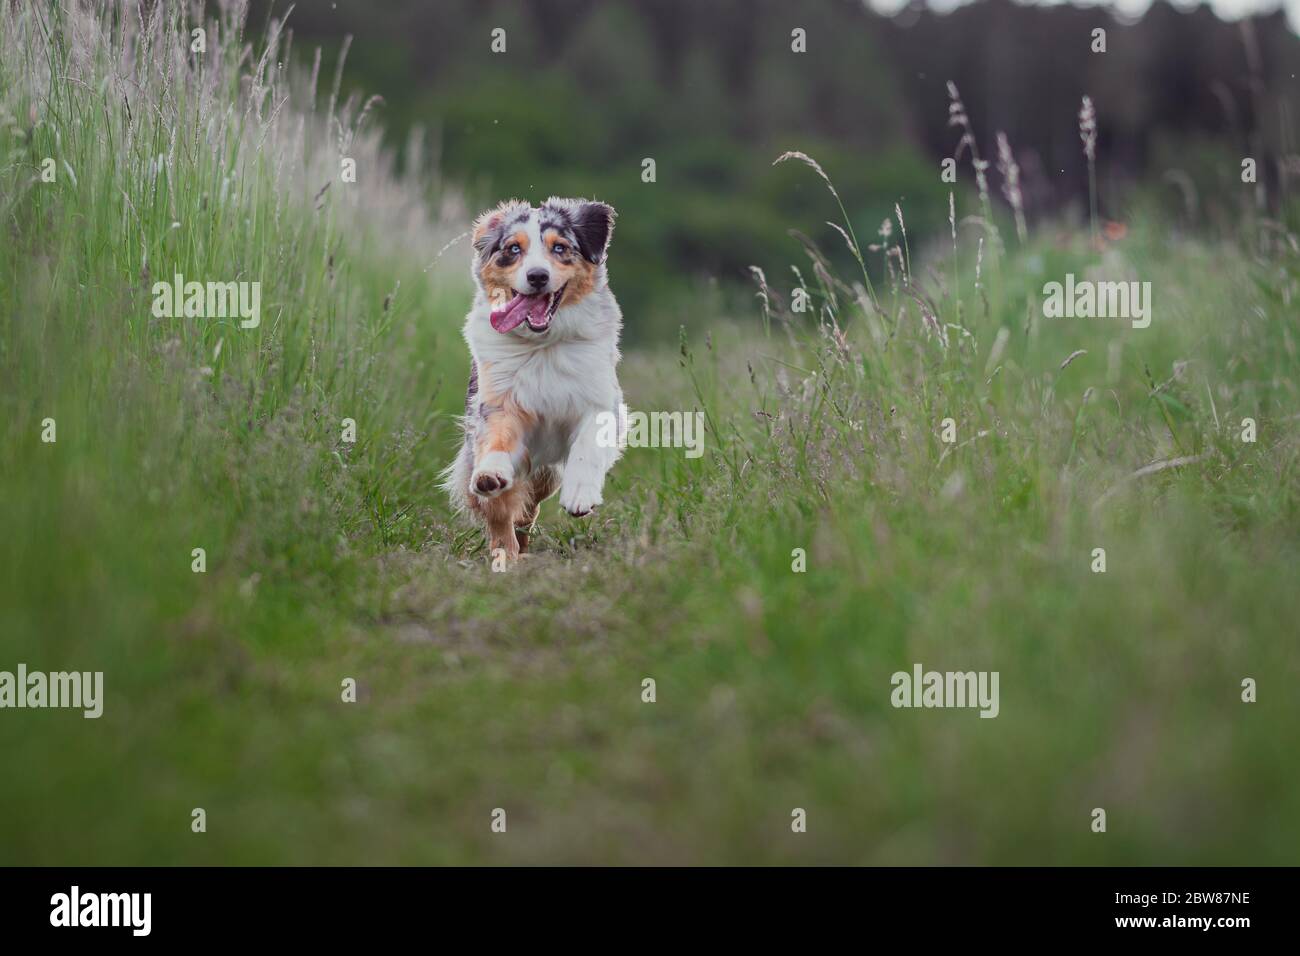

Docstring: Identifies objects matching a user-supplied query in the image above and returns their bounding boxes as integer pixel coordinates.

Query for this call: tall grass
[1,0,475,861]
[1,0,469,562]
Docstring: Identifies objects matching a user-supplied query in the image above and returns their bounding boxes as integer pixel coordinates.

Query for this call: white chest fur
[463,289,623,470]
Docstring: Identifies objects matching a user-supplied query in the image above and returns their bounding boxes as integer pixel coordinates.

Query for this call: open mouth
[489,284,566,334]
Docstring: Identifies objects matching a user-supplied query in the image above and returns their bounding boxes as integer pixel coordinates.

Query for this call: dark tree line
[243,0,1299,324]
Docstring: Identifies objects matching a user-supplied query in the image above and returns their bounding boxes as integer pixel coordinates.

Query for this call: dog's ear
[571,201,616,264]
[471,206,506,260]
[471,200,526,260]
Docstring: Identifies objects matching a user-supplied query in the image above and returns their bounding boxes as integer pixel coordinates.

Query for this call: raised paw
[471,452,514,499]
[558,477,602,517]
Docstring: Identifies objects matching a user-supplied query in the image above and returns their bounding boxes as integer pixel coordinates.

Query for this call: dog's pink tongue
[490,294,530,333]
[489,293,549,333]
[524,294,549,327]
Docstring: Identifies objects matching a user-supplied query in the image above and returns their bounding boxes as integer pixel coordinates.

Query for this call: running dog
[443,197,624,563]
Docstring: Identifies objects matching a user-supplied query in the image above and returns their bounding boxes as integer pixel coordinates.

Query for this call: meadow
[1,2,1297,865]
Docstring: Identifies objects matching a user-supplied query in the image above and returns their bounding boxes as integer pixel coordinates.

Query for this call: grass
[2,1,1298,865]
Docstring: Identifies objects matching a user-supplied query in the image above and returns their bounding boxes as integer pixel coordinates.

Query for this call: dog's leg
[514,513,534,554]
[559,412,618,517]
[481,483,527,563]
[515,466,560,551]
[469,394,534,562]
[469,394,531,500]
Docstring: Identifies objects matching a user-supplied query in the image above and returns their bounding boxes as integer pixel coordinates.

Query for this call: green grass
[2,2,1298,865]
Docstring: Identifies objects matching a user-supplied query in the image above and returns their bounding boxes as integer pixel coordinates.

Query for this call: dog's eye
[552,243,567,255]
[506,243,521,255]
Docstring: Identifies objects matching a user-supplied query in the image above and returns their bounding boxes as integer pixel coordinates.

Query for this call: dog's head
[470,197,616,335]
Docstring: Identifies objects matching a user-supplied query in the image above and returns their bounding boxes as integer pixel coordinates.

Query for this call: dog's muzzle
[490,285,567,334]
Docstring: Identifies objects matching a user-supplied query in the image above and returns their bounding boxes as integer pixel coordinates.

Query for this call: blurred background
[247,0,1300,339]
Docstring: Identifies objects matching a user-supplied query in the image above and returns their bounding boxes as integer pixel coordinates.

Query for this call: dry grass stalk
[996,131,1028,244]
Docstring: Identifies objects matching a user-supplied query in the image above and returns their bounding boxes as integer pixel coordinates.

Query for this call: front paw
[559,477,602,516]
[471,452,514,499]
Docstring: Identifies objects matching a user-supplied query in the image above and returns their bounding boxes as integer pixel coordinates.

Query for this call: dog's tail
[440,423,474,517]
[442,360,480,518]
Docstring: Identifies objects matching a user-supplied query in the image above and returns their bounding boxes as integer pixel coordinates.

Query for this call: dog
[443,197,624,563]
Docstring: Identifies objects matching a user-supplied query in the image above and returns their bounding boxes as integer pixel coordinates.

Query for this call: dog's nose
[526,268,549,290]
